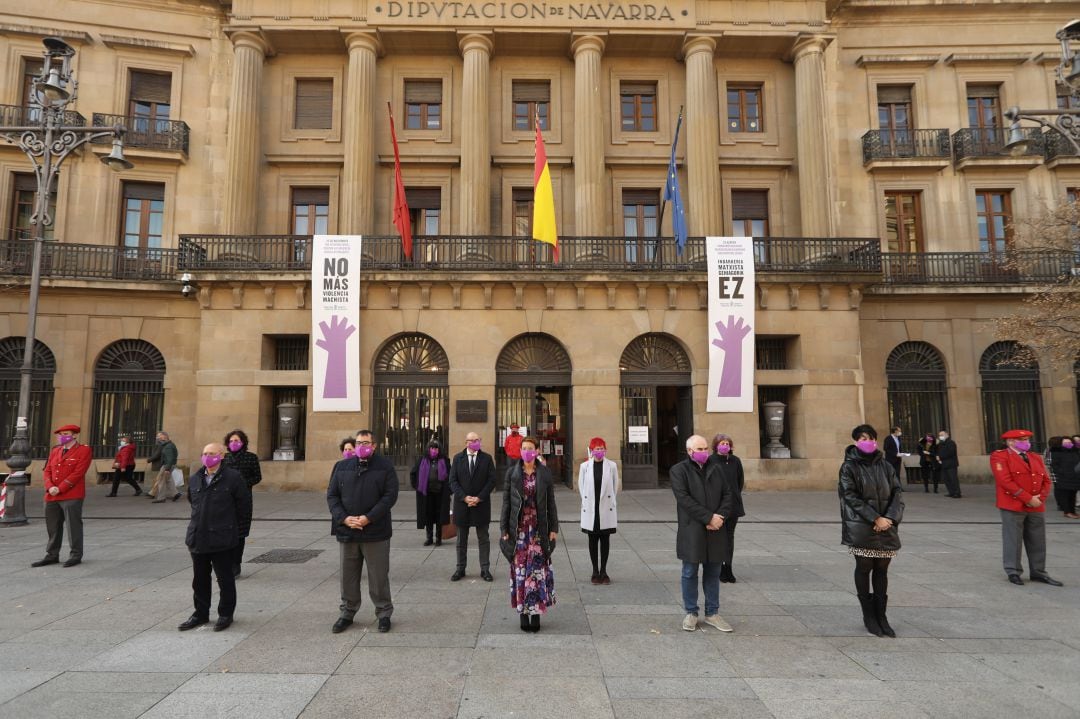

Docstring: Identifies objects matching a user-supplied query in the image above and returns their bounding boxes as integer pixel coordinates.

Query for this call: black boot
[873,594,895,637]
[933,484,939,494]
[858,594,884,637]
[529,614,540,632]
[720,564,736,583]
[923,483,929,493]
[424,526,434,547]
[520,614,530,632]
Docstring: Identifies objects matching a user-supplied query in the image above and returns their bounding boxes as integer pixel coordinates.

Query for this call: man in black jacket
[883,426,904,482]
[179,442,251,632]
[448,431,496,582]
[936,429,961,498]
[326,429,399,634]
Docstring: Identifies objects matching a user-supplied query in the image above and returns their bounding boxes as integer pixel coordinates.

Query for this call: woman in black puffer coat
[839,424,904,638]
[223,429,262,577]
[1047,436,1080,519]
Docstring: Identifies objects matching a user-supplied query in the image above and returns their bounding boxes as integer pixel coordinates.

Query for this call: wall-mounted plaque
[456,400,488,423]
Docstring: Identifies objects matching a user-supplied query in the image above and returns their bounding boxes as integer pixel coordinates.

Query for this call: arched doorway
[980,341,1044,452]
[372,334,449,480]
[496,334,572,487]
[886,341,950,437]
[0,337,56,459]
[619,333,693,488]
[90,339,166,458]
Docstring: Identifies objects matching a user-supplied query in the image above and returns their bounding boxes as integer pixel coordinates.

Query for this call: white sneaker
[702,614,733,632]
[681,613,698,631]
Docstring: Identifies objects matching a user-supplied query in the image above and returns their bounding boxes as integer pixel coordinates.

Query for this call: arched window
[372,334,449,472]
[0,337,56,459]
[619,333,693,488]
[90,340,166,458]
[886,341,949,441]
[980,341,1044,452]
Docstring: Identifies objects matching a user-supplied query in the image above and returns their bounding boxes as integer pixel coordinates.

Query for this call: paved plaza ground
[1,480,1079,718]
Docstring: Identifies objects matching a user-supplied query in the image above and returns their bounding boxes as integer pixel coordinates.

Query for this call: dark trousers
[110,466,140,495]
[339,540,393,620]
[722,516,738,566]
[941,467,960,496]
[455,524,490,571]
[921,465,938,491]
[422,490,444,541]
[1054,487,1077,514]
[234,536,246,570]
[1000,509,1047,577]
[191,550,236,619]
[44,499,83,560]
[890,459,903,482]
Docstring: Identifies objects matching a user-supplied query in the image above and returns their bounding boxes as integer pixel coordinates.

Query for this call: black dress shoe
[331,617,353,634]
[481,570,494,582]
[1007,574,1024,585]
[423,538,434,546]
[378,617,391,633]
[213,616,233,631]
[133,490,142,497]
[1031,575,1064,587]
[451,569,466,581]
[62,558,81,568]
[31,557,59,567]
[172,493,183,502]
[178,615,209,631]
[106,493,117,497]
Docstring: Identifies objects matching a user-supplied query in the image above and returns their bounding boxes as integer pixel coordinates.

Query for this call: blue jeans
[681,561,721,616]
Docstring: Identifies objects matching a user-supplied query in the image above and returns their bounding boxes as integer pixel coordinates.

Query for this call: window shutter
[621,81,656,97]
[967,84,1000,99]
[291,187,330,205]
[732,190,769,220]
[294,78,334,130]
[511,188,534,203]
[406,188,441,209]
[123,182,165,201]
[876,85,912,104]
[129,71,172,104]
[404,80,442,104]
[14,173,37,192]
[622,189,659,206]
[512,80,550,103]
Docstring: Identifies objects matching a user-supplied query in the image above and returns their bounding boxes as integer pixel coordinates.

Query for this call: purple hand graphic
[711,315,752,397]
[316,315,356,399]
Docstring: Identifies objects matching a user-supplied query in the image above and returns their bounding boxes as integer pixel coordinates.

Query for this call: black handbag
[499,535,515,562]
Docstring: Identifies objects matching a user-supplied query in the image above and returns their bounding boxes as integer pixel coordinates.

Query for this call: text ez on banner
[706,236,755,413]
[312,235,362,412]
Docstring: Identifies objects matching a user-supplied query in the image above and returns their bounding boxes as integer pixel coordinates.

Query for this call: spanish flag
[532,120,558,261]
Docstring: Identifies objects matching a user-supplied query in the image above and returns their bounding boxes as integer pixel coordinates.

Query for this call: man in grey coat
[670,434,737,633]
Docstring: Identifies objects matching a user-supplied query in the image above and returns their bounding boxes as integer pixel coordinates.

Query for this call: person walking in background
[918,433,938,493]
[1047,436,1080,519]
[31,424,92,568]
[179,442,251,632]
[326,430,399,634]
[449,431,496,582]
[411,438,451,546]
[223,429,261,577]
[670,435,736,634]
[883,426,904,482]
[935,429,961,498]
[709,433,745,584]
[107,434,141,497]
[839,424,904,638]
[578,437,618,585]
[501,436,558,632]
[148,431,180,502]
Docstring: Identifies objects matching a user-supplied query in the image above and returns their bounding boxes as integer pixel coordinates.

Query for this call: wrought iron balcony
[861,129,951,163]
[881,251,1072,284]
[0,239,178,281]
[1044,129,1078,162]
[177,235,882,275]
[91,113,189,154]
[0,103,86,128]
[952,127,1044,162]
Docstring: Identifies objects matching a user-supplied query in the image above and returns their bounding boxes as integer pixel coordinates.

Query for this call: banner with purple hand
[312,235,362,412]
[706,237,755,412]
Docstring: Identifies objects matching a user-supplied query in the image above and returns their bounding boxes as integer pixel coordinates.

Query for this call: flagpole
[658,106,683,264]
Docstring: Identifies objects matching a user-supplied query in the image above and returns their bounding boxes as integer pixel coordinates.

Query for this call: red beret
[510,423,520,429]
[588,437,606,450]
[53,424,80,434]
[1001,429,1033,440]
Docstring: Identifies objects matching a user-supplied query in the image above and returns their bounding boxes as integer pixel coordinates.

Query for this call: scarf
[417,457,447,495]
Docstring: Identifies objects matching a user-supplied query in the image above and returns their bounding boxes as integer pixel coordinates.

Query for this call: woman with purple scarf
[410,439,452,546]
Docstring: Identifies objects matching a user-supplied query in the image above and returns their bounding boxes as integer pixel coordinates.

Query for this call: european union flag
[663,110,687,256]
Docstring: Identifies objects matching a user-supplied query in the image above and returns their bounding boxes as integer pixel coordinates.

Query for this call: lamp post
[0,37,133,527]
[1005,19,1080,154]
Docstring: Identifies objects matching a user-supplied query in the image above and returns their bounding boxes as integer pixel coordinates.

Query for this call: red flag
[387,102,413,261]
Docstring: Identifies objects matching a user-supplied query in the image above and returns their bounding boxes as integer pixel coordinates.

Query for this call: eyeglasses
[355,440,373,446]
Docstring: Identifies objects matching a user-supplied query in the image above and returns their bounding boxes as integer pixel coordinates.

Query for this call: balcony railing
[0,103,86,128]
[177,235,882,274]
[952,127,1044,162]
[0,239,178,281]
[881,251,1072,284]
[92,113,189,154]
[1044,129,1078,162]
[861,129,951,163]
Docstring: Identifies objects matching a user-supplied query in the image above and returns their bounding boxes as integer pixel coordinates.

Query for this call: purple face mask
[428,447,439,458]
[467,440,482,452]
[1063,440,1074,449]
[856,439,878,454]
[690,450,710,464]
[202,454,222,469]
[356,444,375,459]
[342,448,355,459]
[521,448,539,463]
[228,440,243,453]
[591,448,606,461]
[1014,440,1031,453]
[716,444,731,455]
[56,434,74,444]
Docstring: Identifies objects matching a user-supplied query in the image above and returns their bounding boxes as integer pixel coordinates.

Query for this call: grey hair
[685,434,707,450]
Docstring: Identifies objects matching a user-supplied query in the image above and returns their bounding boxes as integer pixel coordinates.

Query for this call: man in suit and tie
[884,426,904,481]
[449,431,496,582]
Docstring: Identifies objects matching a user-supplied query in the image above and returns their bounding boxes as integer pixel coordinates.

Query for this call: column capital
[681,35,718,60]
[570,33,606,57]
[343,30,382,56]
[458,31,494,56]
[225,27,273,56]
[791,34,833,62]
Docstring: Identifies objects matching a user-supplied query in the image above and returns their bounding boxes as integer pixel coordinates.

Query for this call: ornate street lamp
[1006,19,1080,154]
[0,37,133,526]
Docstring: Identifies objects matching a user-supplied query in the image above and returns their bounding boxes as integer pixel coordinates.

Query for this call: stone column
[793,35,835,238]
[683,36,722,236]
[340,32,379,235]
[223,31,269,236]
[572,34,606,236]
[458,33,493,235]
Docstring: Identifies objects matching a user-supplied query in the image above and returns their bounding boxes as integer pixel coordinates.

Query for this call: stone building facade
[1,0,1078,490]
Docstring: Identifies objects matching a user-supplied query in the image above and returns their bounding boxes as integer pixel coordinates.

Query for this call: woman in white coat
[579,436,619,584]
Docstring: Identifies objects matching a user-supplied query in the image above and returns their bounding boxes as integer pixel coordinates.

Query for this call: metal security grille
[0,338,55,459]
[90,340,165,459]
[274,335,309,371]
[755,337,788,370]
[980,341,1044,453]
[372,334,450,471]
[620,385,655,467]
[886,342,948,440]
[249,549,323,564]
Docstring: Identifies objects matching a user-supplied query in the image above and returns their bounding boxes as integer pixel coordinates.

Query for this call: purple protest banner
[706,237,755,413]
[312,235,362,412]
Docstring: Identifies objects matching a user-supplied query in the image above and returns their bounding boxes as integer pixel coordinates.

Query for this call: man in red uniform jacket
[31,423,92,568]
[503,424,523,462]
[990,429,1063,587]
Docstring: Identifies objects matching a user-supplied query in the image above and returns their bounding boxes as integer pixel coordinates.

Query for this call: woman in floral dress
[500,436,559,632]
